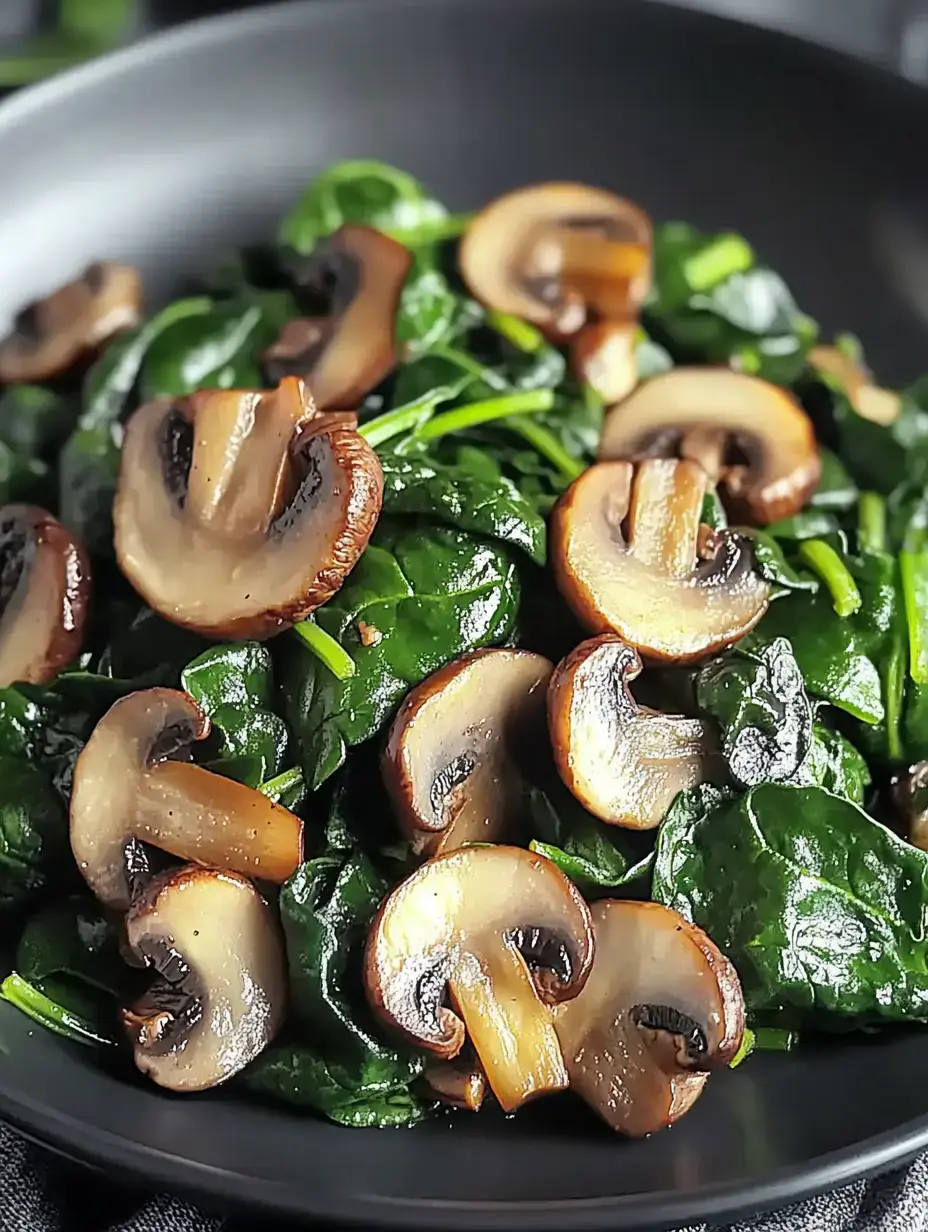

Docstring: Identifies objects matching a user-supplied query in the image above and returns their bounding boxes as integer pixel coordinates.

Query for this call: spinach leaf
[653,783,928,1026]
[16,896,128,999]
[697,640,814,787]
[0,385,77,458]
[181,643,291,786]
[0,973,116,1047]
[243,1041,429,1127]
[395,251,461,359]
[378,451,546,563]
[96,606,209,683]
[0,757,69,912]
[812,448,859,512]
[747,531,818,595]
[830,385,928,497]
[743,547,896,724]
[282,520,520,789]
[279,160,447,255]
[803,724,870,805]
[647,222,816,384]
[0,443,52,508]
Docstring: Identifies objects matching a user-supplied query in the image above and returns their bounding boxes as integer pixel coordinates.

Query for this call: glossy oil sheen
[2,0,928,1227]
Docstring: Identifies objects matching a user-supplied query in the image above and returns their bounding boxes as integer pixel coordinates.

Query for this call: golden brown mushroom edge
[551,457,770,663]
[548,634,724,828]
[114,375,383,638]
[365,844,594,1112]
[553,900,745,1136]
[0,504,91,688]
[70,687,304,912]
[382,648,554,856]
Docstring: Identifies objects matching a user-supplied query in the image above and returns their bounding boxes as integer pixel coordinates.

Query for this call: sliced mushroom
[122,864,286,1091]
[460,183,651,337]
[266,225,412,408]
[809,344,901,426]
[572,321,638,405]
[893,762,928,850]
[0,262,142,383]
[0,505,90,688]
[382,649,554,856]
[70,687,304,912]
[548,635,722,828]
[599,368,821,524]
[424,1057,487,1112]
[365,844,594,1112]
[554,900,744,1136]
[114,375,383,638]
[551,458,769,663]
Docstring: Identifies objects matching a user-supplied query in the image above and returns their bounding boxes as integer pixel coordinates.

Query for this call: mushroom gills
[123,865,286,1091]
[382,649,553,855]
[554,900,744,1136]
[551,457,769,663]
[548,635,720,828]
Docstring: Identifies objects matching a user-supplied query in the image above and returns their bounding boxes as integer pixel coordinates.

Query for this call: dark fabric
[2,1121,927,1232]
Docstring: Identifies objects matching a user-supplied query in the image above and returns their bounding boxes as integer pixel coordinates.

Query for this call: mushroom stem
[627,459,706,578]
[680,427,727,484]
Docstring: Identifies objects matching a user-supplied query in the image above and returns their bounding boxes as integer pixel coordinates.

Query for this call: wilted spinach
[0,757,69,912]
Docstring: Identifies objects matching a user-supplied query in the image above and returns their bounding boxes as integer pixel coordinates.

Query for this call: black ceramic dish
[3,0,928,1227]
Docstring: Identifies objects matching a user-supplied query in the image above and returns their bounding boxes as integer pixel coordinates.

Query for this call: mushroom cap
[365,844,594,1111]
[266,225,412,408]
[70,687,304,911]
[459,183,652,335]
[0,262,142,383]
[382,648,554,856]
[0,504,90,688]
[551,458,769,663]
[598,368,821,524]
[809,344,901,426]
[554,899,744,1136]
[548,635,721,828]
[114,376,383,638]
[123,864,286,1091]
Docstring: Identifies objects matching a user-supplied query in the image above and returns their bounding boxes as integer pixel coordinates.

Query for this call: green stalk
[258,765,305,801]
[485,309,546,354]
[0,974,113,1047]
[884,626,907,762]
[797,540,862,617]
[900,549,928,685]
[729,1027,756,1068]
[683,233,754,292]
[358,399,437,449]
[292,620,356,680]
[383,212,474,245]
[416,389,555,443]
[857,491,887,555]
[505,416,583,482]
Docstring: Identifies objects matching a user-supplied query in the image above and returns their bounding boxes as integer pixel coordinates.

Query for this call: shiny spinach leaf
[96,606,209,683]
[653,783,928,1026]
[395,251,461,359]
[16,896,127,998]
[0,385,77,458]
[378,451,546,563]
[747,530,818,595]
[0,757,69,912]
[831,386,928,497]
[0,972,116,1047]
[282,520,520,790]
[812,448,858,512]
[181,643,291,786]
[803,724,870,805]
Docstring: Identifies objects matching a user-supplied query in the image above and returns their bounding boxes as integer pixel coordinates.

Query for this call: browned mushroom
[571,321,638,405]
[365,844,594,1112]
[122,864,286,1091]
[382,649,554,856]
[424,1057,488,1112]
[554,900,744,1136]
[264,225,412,408]
[598,368,821,524]
[459,183,651,338]
[70,687,304,912]
[548,635,722,827]
[0,262,142,383]
[0,505,90,688]
[113,375,383,638]
[809,345,901,426]
[551,458,769,663]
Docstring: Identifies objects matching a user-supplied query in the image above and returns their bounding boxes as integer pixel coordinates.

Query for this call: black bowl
[3,1,928,1227]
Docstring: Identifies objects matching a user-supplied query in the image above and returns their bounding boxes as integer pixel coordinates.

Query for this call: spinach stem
[885,625,906,762]
[292,620,356,680]
[857,491,887,554]
[258,765,305,801]
[900,549,928,685]
[797,539,862,617]
[485,309,546,354]
[729,1027,755,1068]
[383,212,474,245]
[358,400,437,448]
[505,416,584,481]
[0,973,112,1047]
[683,233,754,292]
[415,389,556,442]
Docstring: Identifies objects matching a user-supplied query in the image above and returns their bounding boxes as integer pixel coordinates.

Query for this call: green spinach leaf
[0,757,69,912]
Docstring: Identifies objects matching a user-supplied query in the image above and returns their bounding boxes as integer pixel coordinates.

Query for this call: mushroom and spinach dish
[1,160,928,1135]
